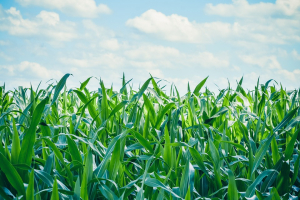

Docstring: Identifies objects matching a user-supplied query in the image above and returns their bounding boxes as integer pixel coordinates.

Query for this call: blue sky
[0,0,299,94]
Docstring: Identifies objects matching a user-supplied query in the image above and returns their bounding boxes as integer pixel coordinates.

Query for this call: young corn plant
[0,74,299,199]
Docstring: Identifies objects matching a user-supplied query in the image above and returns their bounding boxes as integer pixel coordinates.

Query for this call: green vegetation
[0,74,299,199]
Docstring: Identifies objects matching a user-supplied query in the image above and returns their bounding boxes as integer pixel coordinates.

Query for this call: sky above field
[0,0,299,94]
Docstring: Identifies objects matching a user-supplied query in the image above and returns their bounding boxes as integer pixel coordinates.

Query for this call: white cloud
[206,0,300,17]
[187,52,230,68]
[241,67,300,91]
[205,0,300,44]
[240,55,281,69]
[16,0,111,18]
[125,45,180,60]
[60,43,229,71]
[126,9,231,43]
[82,20,115,39]
[272,48,288,57]
[127,5,300,44]
[124,44,229,68]
[292,50,300,60]
[99,39,120,51]
[129,61,157,69]
[0,40,9,45]
[0,7,77,41]
[60,58,90,68]
[37,10,60,26]
[60,53,125,69]
[0,61,63,79]
[276,69,300,82]
[232,66,241,71]
[0,52,13,61]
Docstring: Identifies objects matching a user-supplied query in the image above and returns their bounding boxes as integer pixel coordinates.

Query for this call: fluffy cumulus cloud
[81,20,115,40]
[16,0,111,18]
[126,9,231,43]
[276,69,300,82]
[0,0,298,93]
[292,50,300,60]
[242,67,300,90]
[0,40,9,45]
[124,45,229,68]
[205,0,300,17]
[0,61,63,78]
[205,0,300,44]
[60,43,229,71]
[0,7,77,41]
[187,52,230,68]
[127,1,300,44]
[124,45,180,60]
[99,39,120,51]
[239,55,281,69]
[0,61,64,88]
[60,53,125,69]
[0,52,13,61]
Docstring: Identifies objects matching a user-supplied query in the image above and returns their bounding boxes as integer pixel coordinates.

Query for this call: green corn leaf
[43,138,74,188]
[80,77,92,91]
[284,116,300,132]
[0,187,13,200]
[273,107,299,133]
[180,162,193,198]
[193,76,208,96]
[143,93,156,125]
[133,77,152,103]
[163,126,172,169]
[19,96,49,167]
[270,187,281,200]
[108,139,121,181]
[291,151,300,185]
[150,75,168,99]
[2,75,300,199]
[144,178,182,199]
[227,170,238,200]
[100,81,109,121]
[94,130,129,178]
[66,136,82,164]
[188,147,209,176]
[271,135,280,165]
[74,177,81,200]
[108,100,128,118]
[51,73,71,106]
[260,158,282,193]
[11,118,20,165]
[251,134,274,176]
[209,107,228,119]
[73,90,101,126]
[81,149,93,200]
[246,169,275,197]
[130,129,154,154]
[219,140,247,153]
[184,186,191,200]
[26,170,35,200]
[0,152,25,196]
[208,138,222,189]
[155,103,176,129]
[50,178,59,200]
[285,128,300,160]
[276,161,290,195]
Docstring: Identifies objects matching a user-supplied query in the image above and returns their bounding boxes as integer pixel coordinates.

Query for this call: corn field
[0,73,300,200]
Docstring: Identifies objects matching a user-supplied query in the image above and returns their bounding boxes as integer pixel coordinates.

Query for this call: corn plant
[0,74,299,199]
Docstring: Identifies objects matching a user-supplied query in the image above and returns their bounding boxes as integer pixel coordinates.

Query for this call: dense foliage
[0,74,299,200]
